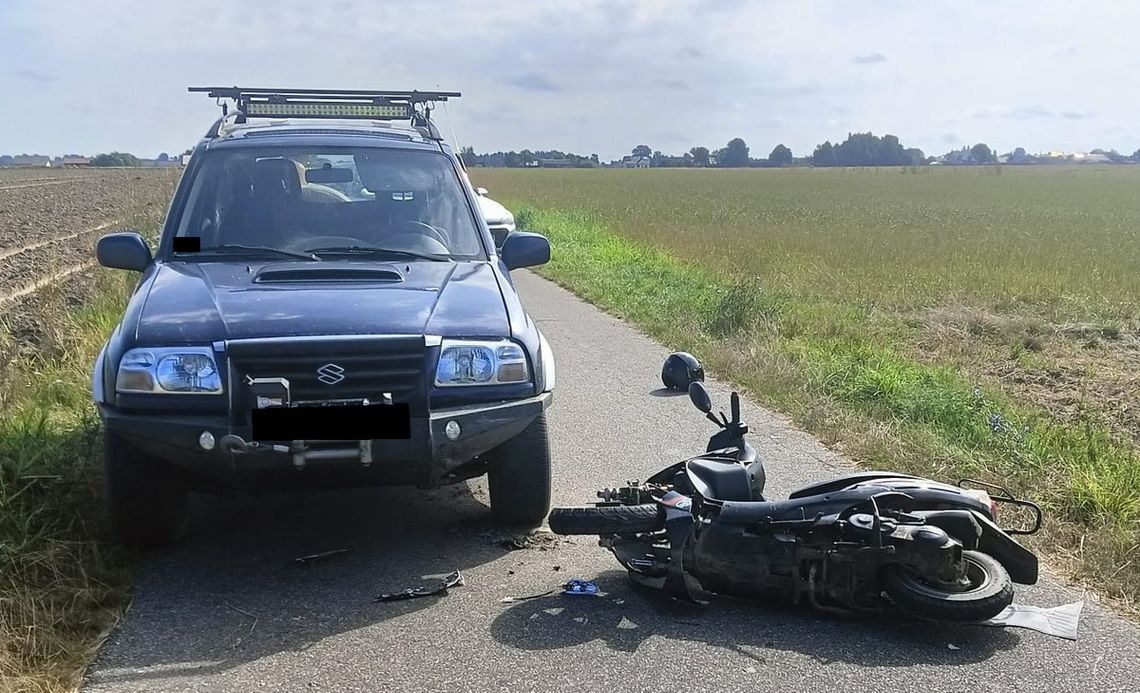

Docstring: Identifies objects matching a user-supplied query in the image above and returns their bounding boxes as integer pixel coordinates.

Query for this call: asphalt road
[86,271,1140,693]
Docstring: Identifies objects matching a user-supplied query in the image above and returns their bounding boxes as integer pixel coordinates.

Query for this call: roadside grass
[0,195,167,692]
[516,207,1140,608]
[0,268,141,693]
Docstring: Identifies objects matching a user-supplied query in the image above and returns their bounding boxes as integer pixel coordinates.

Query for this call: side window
[175,161,219,238]
[176,158,248,244]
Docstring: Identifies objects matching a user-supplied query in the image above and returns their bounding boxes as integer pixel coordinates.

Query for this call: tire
[104,432,189,549]
[548,504,665,535]
[486,413,552,527]
[883,550,1014,622]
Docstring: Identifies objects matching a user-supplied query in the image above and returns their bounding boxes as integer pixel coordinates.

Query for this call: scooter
[548,382,1042,622]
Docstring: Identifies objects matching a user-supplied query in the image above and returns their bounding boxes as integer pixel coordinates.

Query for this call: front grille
[227,336,428,408]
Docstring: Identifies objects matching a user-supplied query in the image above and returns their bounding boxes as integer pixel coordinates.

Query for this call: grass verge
[0,174,176,693]
[519,207,1139,608]
[0,267,141,693]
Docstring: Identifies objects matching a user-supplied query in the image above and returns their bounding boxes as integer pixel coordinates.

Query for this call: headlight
[116,347,223,394]
[435,339,529,386]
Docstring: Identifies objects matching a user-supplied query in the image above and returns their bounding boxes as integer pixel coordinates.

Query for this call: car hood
[477,196,514,223]
[134,260,510,344]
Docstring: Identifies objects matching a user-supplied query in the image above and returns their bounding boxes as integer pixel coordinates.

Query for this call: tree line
[463,135,1140,168]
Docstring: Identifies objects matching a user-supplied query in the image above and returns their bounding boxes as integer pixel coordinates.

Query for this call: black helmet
[662,352,704,391]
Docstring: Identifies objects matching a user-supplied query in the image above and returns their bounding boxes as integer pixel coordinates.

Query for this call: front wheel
[486,413,552,527]
[883,550,1013,622]
[104,433,189,548]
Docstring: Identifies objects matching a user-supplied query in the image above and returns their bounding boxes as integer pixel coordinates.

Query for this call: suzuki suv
[92,87,555,546]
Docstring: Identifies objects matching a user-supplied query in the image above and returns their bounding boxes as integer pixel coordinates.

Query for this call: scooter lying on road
[548,382,1043,622]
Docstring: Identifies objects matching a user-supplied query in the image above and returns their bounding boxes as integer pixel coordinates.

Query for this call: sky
[1,0,1137,160]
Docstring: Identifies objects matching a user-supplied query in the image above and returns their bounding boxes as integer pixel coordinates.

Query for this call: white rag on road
[979,601,1084,640]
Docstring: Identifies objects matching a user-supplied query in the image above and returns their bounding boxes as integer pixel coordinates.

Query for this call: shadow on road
[88,481,511,687]
[490,571,1020,666]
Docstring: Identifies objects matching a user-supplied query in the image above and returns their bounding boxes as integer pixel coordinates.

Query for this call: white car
[474,187,516,248]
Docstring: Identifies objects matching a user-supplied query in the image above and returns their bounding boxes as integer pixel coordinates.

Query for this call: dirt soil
[0,169,178,307]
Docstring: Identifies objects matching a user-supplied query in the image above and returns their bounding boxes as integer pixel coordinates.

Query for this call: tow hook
[218,434,289,455]
[219,434,373,471]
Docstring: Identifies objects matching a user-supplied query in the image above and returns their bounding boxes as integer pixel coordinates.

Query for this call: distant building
[943,150,972,165]
[1076,152,1112,164]
[621,155,651,168]
[59,156,91,167]
[537,158,572,168]
[11,155,51,167]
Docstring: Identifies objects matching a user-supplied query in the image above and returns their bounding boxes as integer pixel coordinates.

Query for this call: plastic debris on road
[293,548,349,566]
[501,579,603,603]
[563,579,600,596]
[375,570,465,602]
[978,601,1083,640]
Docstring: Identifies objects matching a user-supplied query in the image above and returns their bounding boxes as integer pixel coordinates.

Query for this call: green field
[474,165,1140,606]
[480,166,1140,314]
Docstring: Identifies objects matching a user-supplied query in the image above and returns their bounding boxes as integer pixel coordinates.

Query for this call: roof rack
[189,86,461,141]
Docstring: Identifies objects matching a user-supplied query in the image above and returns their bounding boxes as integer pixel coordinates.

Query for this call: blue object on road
[563,579,600,596]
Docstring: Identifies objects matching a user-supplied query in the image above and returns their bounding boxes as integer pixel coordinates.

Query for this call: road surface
[86,271,1140,693]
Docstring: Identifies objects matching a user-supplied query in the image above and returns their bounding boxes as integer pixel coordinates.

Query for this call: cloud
[974,105,1057,119]
[2,0,1139,158]
[655,78,690,90]
[1012,105,1055,118]
[506,72,561,92]
[13,68,54,83]
[753,82,822,97]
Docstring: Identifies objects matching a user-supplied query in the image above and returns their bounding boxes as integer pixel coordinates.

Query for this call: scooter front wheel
[883,549,1013,622]
[548,505,665,535]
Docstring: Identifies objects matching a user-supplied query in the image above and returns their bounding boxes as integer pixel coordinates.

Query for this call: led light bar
[244,101,411,119]
[190,86,462,139]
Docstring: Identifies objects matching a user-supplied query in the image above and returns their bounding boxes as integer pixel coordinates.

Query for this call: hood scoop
[254,264,405,284]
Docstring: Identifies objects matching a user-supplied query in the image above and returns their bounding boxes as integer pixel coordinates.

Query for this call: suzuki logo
[316,363,345,385]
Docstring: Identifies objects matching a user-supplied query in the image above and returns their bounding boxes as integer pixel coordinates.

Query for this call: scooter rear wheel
[547,504,665,535]
[883,549,1013,622]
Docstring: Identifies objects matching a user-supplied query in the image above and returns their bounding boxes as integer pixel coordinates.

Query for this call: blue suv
[92,87,555,546]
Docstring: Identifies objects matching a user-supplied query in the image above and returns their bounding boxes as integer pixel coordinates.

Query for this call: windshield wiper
[305,246,450,262]
[191,244,318,261]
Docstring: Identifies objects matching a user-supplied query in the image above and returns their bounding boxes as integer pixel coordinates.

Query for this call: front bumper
[99,391,552,489]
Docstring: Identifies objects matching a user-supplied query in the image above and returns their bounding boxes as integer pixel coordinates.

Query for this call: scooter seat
[788,471,920,499]
[686,458,758,502]
[719,487,916,526]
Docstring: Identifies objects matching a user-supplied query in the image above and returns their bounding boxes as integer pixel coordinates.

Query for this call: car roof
[203,118,448,153]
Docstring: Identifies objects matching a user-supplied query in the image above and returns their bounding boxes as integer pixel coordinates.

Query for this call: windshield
[170,147,485,260]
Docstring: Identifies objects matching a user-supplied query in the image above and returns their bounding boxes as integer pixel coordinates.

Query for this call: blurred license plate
[251,403,411,440]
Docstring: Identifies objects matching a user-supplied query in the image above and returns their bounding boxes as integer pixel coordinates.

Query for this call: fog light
[445,420,461,440]
[199,431,216,450]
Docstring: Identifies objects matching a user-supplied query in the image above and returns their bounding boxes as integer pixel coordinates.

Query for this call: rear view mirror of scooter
[689,381,732,428]
[688,381,713,413]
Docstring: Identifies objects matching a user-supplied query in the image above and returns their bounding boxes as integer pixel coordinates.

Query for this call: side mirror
[96,232,152,271]
[688,381,712,413]
[500,231,550,270]
[476,187,489,196]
